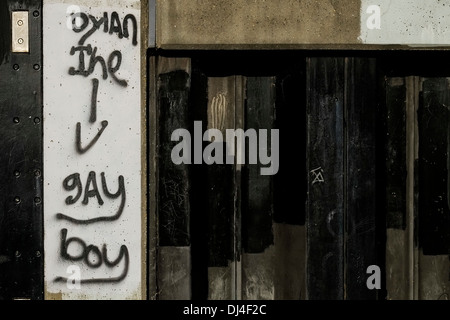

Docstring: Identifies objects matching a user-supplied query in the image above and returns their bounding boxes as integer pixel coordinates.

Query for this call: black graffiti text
[54,228,129,284]
[68,44,127,87]
[76,120,109,154]
[56,171,126,224]
[70,11,137,46]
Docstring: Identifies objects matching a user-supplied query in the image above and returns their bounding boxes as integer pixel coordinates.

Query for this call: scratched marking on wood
[156,57,192,299]
[43,0,143,299]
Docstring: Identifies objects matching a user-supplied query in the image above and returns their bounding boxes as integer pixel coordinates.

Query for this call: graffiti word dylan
[69,9,138,46]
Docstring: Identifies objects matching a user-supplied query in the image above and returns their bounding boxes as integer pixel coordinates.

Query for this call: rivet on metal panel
[14,196,21,204]
[13,117,20,123]
[13,64,19,70]
[33,64,40,70]
[13,170,21,177]
[34,117,40,124]
[34,169,41,177]
[12,11,29,53]
[34,197,41,204]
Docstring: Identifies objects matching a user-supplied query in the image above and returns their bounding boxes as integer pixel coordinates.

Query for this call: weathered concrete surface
[157,0,361,48]
[156,0,450,49]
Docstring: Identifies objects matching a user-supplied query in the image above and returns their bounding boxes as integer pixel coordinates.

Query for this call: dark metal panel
[306,57,345,300]
[0,0,43,300]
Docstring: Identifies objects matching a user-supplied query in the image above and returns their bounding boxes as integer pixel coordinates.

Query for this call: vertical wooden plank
[141,0,149,301]
[148,53,158,299]
[0,0,43,300]
[189,60,209,300]
[233,75,245,300]
[156,57,192,299]
[345,58,383,300]
[274,69,307,226]
[418,78,450,256]
[273,68,307,300]
[417,77,450,300]
[385,77,407,230]
[384,76,410,300]
[306,57,345,300]
[242,76,275,254]
[273,224,306,299]
[406,76,420,301]
[206,76,237,300]
[242,76,275,300]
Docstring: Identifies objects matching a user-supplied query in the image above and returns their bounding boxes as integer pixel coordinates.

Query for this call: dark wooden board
[418,78,450,255]
[242,76,275,253]
[273,67,307,226]
[345,58,384,300]
[157,67,191,247]
[306,57,345,300]
[385,78,407,229]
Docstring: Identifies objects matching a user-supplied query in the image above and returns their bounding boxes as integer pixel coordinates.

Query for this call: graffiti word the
[69,11,137,46]
[68,44,127,87]
[56,171,126,224]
